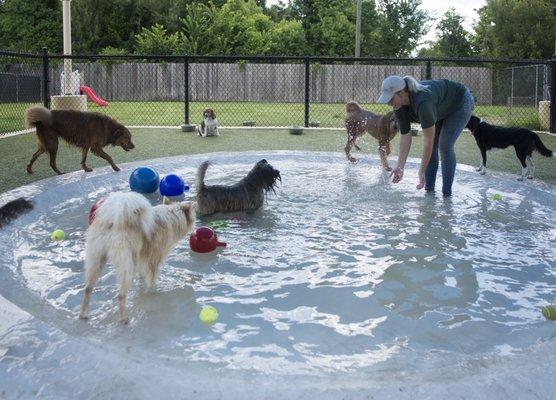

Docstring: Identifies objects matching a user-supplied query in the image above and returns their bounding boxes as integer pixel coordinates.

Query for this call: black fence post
[551,54,556,133]
[42,47,50,109]
[426,59,432,80]
[304,57,310,127]
[184,56,190,125]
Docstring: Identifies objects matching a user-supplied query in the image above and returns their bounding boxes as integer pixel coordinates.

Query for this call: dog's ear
[181,202,196,222]
[345,101,361,113]
[209,109,216,118]
[163,196,172,205]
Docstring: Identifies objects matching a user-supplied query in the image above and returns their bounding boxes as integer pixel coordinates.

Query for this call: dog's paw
[517,176,524,181]
[120,317,130,324]
[383,165,392,172]
[83,166,93,172]
[26,166,33,174]
[527,176,534,180]
[78,313,89,320]
[475,166,484,172]
[479,170,486,175]
[348,157,357,163]
[112,166,121,172]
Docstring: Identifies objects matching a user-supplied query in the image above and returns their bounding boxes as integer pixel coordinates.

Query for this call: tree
[210,0,273,55]
[177,2,217,55]
[267,19,307,55]
[134,23,181,55]
[473,0,555,59]
[0,0,61,53]
[418,8,473,57]
[373,0,431,56]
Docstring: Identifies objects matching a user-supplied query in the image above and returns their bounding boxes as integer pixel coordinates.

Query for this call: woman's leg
[438,91,474,196]
[425,121,443,191]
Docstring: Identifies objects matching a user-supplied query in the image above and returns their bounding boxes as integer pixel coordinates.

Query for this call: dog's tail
[0,198,33,229]
[92,192,155,235]
[197,161,211,190]
[24,106,53,129]
[534,134,553,157]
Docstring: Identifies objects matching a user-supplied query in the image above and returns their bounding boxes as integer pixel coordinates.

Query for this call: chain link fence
[1,50,554,135]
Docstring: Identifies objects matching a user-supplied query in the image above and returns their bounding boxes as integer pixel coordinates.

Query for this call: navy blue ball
[129,167,159,194]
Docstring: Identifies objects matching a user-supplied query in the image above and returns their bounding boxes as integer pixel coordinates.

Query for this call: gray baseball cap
[377,75,406,104]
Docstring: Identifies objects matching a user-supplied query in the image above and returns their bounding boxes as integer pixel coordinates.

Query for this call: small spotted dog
[344,101,398,171]
[197,108,220,137]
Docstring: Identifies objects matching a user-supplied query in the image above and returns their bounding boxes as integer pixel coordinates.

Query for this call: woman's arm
[390,133,412,183]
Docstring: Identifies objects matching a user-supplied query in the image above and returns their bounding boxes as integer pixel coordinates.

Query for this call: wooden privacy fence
[47,62,493,105]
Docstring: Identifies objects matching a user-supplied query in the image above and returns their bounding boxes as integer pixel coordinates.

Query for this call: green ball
[199,305,219,324]
[541,305,556,320]
[492,194,502,201]
[51,229,65,241]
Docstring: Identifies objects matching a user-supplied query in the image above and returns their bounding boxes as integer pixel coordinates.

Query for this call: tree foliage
[418,8,473,58]
[0,0,553,59]
[0,0,61,53]
[473,0,555,59]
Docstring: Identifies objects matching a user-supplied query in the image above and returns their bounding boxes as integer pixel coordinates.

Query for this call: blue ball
[129,167,159,194]
[159,173,189,197]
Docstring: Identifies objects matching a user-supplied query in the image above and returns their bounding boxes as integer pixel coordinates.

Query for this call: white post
[355,0,362,58]
[62,0,72,95]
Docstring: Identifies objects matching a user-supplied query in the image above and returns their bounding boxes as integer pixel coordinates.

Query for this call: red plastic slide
[80,85,108,107]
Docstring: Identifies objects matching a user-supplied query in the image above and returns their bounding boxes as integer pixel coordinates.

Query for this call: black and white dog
[466,115,553,180]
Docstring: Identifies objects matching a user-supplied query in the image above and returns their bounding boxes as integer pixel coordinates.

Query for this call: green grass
[0,101,546,134]
[1,127,554,194]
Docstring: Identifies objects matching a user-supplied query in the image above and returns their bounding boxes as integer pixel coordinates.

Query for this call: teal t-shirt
[394,79,467,134]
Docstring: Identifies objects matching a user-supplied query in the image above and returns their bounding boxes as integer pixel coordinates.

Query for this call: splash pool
[0,151,555,399]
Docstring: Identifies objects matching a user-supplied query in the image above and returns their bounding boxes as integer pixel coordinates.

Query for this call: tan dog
[344,101,398,170]
[24,106,134,175]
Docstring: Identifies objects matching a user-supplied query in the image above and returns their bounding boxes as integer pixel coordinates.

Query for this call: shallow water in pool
[0,152,555,398]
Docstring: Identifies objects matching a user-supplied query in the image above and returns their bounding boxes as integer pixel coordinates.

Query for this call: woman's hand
[390,166,404,183]
[416,168,425,189]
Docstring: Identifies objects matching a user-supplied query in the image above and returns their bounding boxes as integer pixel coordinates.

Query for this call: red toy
[88,197,106,225]
[189,227,227,253]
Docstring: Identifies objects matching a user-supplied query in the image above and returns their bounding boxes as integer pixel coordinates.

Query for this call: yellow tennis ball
[199,305,219,324]
[492,194,502,201]
[51,229,65,241]
[541,305,556,320]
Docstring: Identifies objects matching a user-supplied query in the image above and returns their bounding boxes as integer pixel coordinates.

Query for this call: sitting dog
[0,198,33,229]
[466,115,553,180]
[79,192,196,323]
[344,101,398,170]
[197,108,220,137]
[196,159,281,215]
[25,106,134,175]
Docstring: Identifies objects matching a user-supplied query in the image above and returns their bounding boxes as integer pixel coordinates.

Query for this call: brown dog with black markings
[24,106,134,175]
[344,101,398,171]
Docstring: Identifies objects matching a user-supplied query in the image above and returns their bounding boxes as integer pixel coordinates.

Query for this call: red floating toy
[189,226,227,253]
[88,197,106,225]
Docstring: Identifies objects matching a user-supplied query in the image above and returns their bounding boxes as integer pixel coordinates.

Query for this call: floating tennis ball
[199,305,219,324]
[541,305,556,321]
[491,193,503,201]
[51,229,65,241]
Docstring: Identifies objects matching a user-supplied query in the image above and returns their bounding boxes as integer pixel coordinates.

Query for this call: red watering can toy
[189,227,227,253]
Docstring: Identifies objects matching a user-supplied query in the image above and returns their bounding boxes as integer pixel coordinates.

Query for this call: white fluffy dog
[79,192,196,323]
